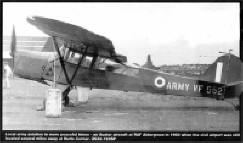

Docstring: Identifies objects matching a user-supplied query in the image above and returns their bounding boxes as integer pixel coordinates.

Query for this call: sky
[3,3,240,65]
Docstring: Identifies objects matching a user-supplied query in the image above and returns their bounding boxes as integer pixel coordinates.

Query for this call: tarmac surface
[2,78,239,131]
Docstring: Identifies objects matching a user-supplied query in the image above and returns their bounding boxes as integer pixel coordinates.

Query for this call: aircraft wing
[27,16,127,63]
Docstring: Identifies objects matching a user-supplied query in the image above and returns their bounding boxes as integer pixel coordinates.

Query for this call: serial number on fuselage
[155,80,224,96]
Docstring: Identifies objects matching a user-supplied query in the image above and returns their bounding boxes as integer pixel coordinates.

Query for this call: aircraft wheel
[216,95,224,101]
[62,87,71,106]
[63,95,70,106]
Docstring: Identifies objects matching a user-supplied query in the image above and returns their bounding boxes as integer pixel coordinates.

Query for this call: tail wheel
[216,94,224,100]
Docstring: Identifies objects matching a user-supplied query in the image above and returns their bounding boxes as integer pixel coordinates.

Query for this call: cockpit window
[66,52,81,64]
[67,53,92,68]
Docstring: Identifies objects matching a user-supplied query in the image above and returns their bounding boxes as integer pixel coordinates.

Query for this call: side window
[65,51,92,68]
[95,57,106,70]
[66,52,81,64]
[67,54,93,68]
[82,56,92,68]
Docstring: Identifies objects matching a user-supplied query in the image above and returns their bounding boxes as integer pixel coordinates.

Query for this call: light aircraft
[11,16,242,107]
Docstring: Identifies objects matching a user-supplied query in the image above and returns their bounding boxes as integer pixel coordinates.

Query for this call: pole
[52,39,56,88]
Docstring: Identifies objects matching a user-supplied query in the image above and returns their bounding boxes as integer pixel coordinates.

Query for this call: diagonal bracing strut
[70,46,88,82]
[52,36,91,106]
[52,36,72,86]
[52,36,89,87]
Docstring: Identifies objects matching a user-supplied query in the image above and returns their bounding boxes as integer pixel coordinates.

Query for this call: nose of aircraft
[14,50,52,81]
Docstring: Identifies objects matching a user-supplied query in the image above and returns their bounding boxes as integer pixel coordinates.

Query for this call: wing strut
[52,36,90,87]
[52,36,91,106]
[70,47,88,82]
[52,36,72,86]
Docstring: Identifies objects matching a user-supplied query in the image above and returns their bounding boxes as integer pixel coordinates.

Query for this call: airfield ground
[2,78,239,131]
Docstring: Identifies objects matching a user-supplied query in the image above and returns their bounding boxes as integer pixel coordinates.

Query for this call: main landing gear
[62,86,90,107]
[62,86,74,107]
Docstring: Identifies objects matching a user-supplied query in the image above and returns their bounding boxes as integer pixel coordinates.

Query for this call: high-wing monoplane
[12,16,242,107]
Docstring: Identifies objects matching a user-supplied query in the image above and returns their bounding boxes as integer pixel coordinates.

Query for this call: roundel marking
[154,76,166,88]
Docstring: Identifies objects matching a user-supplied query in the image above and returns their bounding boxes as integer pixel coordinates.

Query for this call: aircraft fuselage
[14,50,228,99]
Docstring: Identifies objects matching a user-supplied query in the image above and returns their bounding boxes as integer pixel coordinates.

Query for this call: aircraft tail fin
[200,54,243,84]
[42,37,54,52]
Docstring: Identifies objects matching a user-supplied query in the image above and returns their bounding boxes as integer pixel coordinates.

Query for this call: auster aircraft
[11,16,242,107]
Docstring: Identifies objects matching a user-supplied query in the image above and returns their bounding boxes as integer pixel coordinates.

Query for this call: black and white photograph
[2,2,242,141]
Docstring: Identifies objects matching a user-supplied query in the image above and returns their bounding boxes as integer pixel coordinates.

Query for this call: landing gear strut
[62,86,71,106]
